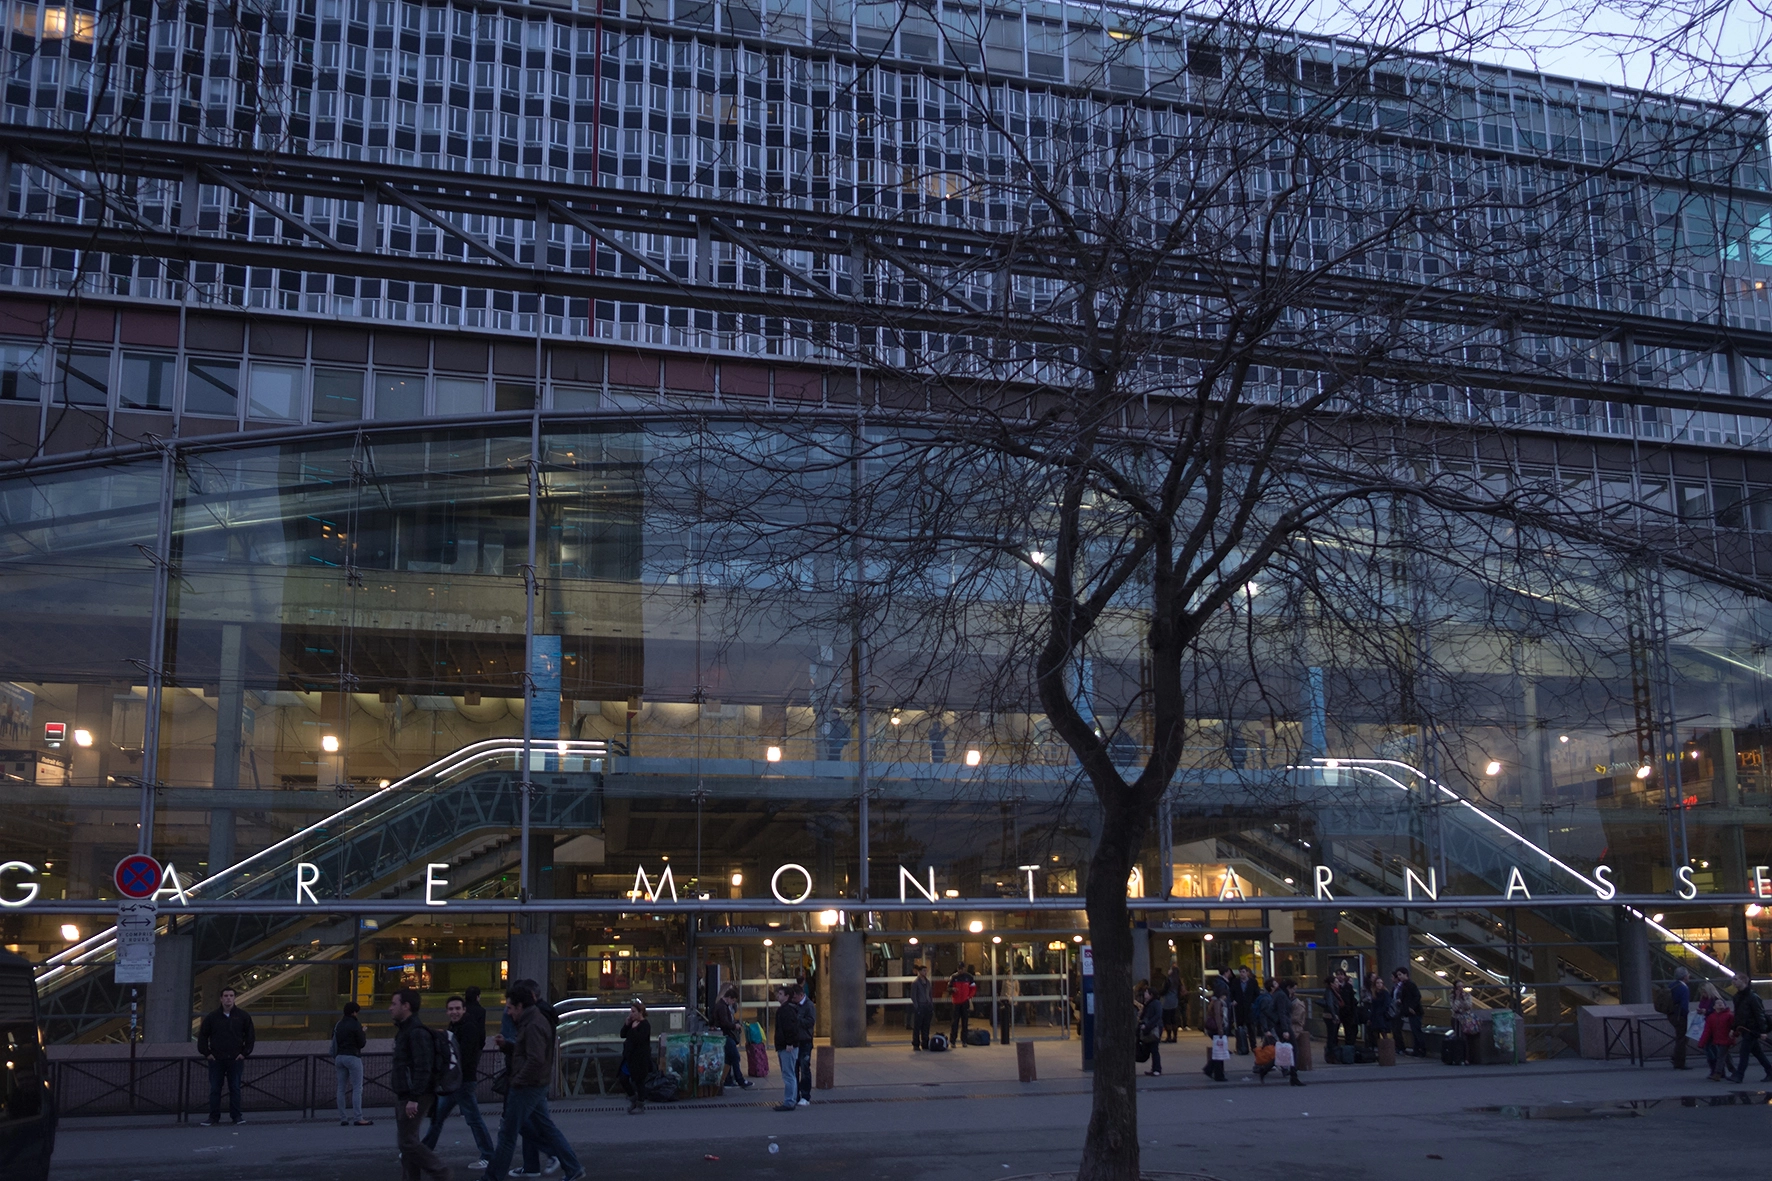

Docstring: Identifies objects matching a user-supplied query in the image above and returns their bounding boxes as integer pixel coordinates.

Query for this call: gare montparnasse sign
[1,856,1764,910]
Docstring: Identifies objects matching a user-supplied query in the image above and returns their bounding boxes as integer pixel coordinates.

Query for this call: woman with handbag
[1138,984,1165,1076]
[1201,991,1229,1081]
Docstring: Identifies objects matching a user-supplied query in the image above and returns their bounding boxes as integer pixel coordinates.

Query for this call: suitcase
[927,1033,950,1051]
[1376,1035,1397,1067]
[747,1041,770,1078]
[965,1029,992,1046]
[1337,1044,1355,1065]
[1441,1038,1466,1066]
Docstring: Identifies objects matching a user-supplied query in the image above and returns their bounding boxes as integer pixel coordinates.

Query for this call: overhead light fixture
[765,745,782,763]
[818,909,841,927]
[60,924,80,942]
[1652,913,1665,923]
[1203,933,1214,942]
[1483,760,1502,776]
[1636,765,1652,779]
[1558,734,1569,743]
[964,749,982,766]
[991,935,1002,944]
[1072,935,1083,943]
[1748,904,1763,918]
[890,712,902,725]
[944,888,960,898]
[557,740,570,754]
[968,920,984,934]
[730,871,744,887]
[321,734,340,753]
[762,938,773,947]
[908,936,919,946]
[379,779,391,788]
[72,729,93,748]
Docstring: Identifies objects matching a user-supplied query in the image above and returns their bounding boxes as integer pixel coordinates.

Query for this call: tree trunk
[1076,807,1147,1181]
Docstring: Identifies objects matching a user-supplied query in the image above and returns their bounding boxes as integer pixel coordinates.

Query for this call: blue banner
[529,634,563,742]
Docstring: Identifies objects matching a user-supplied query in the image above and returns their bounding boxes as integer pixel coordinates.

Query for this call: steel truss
[1,129,1769,415]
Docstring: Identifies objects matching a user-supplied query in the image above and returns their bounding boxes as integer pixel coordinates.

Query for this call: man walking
[424,996,494,1167]
[197,986,255,1127]
[480,983,583,1181]
[949,965,977,1046]
[389,989,452,1181]
[771,984,801,1111]
[711,984,753,1089]
[910,963,934,1050]
[331,1001,371,1126]
[1669,966,1693,1070]
[793,982,816,1105]
[1729,973,1772,1083]
[1392,967,1425,1057]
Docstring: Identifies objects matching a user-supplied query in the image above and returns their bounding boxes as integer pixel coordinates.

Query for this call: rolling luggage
[1441,1037,1467,1066]
[1376,1034,1397,1067]
[927,1033,950,1051]
[965,1029,992,1046]
[747,1041,770,1078]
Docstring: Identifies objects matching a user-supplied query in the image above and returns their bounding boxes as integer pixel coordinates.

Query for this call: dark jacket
[1252,988,1275,1032]
[1229,976,1258,1024]
[1395,978,1424,1018]
[1138,995,1164,1038]
[507,1004,556,1090]
[911,975,933,1015]
[390,1014,435,1101]
[712,996,740,1038]
[198,1005,256,1062]
[458,997,487,1079]
[621,1017,653,1079]
[795,996,816,1047]
[1734,986,1768,1035]
[773,1000,802,1051]
[331,1013,366,1058]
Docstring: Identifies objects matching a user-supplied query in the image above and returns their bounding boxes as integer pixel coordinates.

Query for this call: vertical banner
[529,634,563,766]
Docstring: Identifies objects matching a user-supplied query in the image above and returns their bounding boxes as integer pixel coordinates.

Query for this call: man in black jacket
[197,987,255,1126]
[771,984,801,1111]
[1392,968,1426,1057]
[793,982,816,1106]
[423,995,494,1165]
[389,988,451,1181]
[1229,967,1258,1055]
[910,964,934,1050]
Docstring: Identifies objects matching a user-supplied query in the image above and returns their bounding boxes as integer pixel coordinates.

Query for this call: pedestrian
[197,986,255,1127]
[949,964,977,1046]
[1728,973,1772,1083]
[1162,964,1182,1042]
[772,984,802,1111]
[388,988,451,1181]
[1392,967,1425,1057]
[1669,966,1693,1070]
[1252,978,1276,1036]
[712,984,753,1089]
[910,963,934,1050]
[1333,971,1361,1052]
[620,1000,652,1114]
[1701,997,1735,1081]
[1363,972,1393,1051]
[1321,975,1341,1056]
[793,981,816,1104]
[1231,966,1258,1054]
[1138,982,1164,1076]
[480,983,583,1181]
[1200,988,1228,1082]
[1699,980,1723,1016]
[493,979,557,1179]
[423,996,494,1167]
[1449,981,1480,1065]
[331,1000,371,1127]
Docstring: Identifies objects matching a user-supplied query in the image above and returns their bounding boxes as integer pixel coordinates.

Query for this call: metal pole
[853,413,869,904]
[519,393,540,902]
[137,444,176,855]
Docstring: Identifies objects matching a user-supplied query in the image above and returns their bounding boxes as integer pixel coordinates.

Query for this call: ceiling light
[1652,913,1665,923]
[321,734,340,753]
[1073,935,1083,943]
[1636,765,1652,779]
[1558,734,1569,743]
[968,920,985,934]
[765,745,782,763]
[730,871,744,887]
[1484,760,1502,776]
[964,749,982,766]
[818,909,841,927]
[60,924,79,941]
[1203,933,1214,942]
[991,935,1002,944]
[944,889,960,898]
[908,936,919,945]
[72,729,93,748]
[762,938,773,947]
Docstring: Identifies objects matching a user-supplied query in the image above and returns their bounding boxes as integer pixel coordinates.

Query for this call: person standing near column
[389,989,451,1181]
[331,1001,371,1127]
[910,964,934,1050]
[423,996,495,1166]
[1669,966,1693,1070]
[1393,967,1425,1058]
[198,987,255,1127]
[771,984,801,1111]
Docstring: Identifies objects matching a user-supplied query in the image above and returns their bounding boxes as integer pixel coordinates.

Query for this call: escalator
[35,739,607,1043]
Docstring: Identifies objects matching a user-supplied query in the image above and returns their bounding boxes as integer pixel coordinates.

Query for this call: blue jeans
[424,1082,494,1158]
[723,1034,744,1085]
[207,1057,244,1122]
[777,1046,799,1105]
[1732,1031,1772,1081]
[335,1055,364,1122]
[486,1085,578,1181]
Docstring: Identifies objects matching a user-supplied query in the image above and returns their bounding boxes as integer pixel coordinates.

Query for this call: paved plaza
[49,1036,1772,1181]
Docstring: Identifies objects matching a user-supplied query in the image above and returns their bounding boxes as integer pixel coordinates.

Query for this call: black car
[0,950,54,1181]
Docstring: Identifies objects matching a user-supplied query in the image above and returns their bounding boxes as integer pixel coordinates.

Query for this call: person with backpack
[331,1001,371,1127]
[620,1000,653,1114]
[388,988,452,1181]
[793,981,816,1104]
[772,984,802,1111]
[949,966,977,1046]
[423,996,494,1167]
[481,983,583,1181]
[910,963,934,1050]
[711,985,753,1089]
[1728,973,1772,1083]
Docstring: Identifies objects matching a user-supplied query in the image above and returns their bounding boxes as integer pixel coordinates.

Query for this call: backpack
[428,1026,463,1096]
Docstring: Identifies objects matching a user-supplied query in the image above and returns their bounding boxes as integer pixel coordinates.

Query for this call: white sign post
[114,898,158,984]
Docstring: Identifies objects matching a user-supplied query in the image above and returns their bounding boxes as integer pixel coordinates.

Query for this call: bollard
[1016,1039,1037,1082]
[815,1044,836,1090]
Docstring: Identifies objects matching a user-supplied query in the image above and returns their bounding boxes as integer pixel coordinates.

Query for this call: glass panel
[374,373,426,418]
[435,377,486,416]
[184,358,240,418]
[494,382,536,412]
[0,343,44,403]
[247,363,303,421]
[58,350,110,407]
[119,353,175,411]
[552,385,599,411]
[312,368,364,422]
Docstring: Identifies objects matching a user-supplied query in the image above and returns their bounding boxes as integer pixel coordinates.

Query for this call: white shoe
[469,1162,489,1170]
[545,1158,562,1176]
[797,1098,809,1107]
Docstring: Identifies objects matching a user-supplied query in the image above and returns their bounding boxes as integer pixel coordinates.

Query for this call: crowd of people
[1664,967,1772,1083]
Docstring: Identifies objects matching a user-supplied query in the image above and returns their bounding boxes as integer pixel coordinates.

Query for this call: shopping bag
[1274,1041,1296,1069]
[1687,1012,1706,1042]
[1210,1035,1230,1061]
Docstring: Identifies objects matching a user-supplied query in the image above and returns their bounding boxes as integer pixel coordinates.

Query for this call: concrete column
[144,931,195,1044]
[1616,908,1652,1005]
[1376,918,1410,977]
[510,930,550,995]
[1520,676,1551,847]
[1531,943,1564,1029]
[1131,924,1152,987]
[208,622,245,874]
[830,929,866,1047]
[72,682,113,786]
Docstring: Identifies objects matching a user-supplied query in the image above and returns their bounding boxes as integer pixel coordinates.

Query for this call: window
[58,350,110,407]
[552,384,599,411]
[248,363,303,421]
[0,344,43,403]
[312,368,364,421]
[495,382,536,412]
[435,377,485,416]
[184,358,240,417]
[119,353,175,411]
[374,373,425,418]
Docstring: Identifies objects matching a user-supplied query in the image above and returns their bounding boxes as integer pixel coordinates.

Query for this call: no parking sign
[113,854,162,900]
